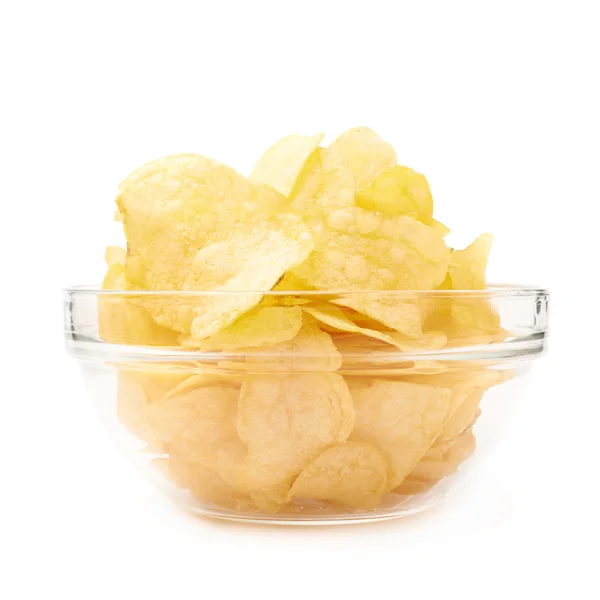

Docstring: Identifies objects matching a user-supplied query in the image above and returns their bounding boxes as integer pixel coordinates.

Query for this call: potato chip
[167,446,246,506]
[271,272,315,292]
[398,367,508,443]
[289,442,389,509]
[430,218,451,237]
[231,314,343,373]
[116,155,313,337]
[116,367,191,445]
[236,372,354,490]
[249,479,293,513]
[303,302,447,355]
[356,165,433,224]
[250,133,324,197]
[394,429,476,495]
[180,305,303,351]
[350,380,452,488]
[448,234,500,332]
[99,248,179,345]
[288,149,450,292]
[329,127,397,190]
[331,295,423,338]
[150,385,240,457]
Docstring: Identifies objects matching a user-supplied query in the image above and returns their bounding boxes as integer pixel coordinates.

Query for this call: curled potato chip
[99,248,179,345]
[289,148,450,292]
[117,155,313,337]
[329,127,397,190]
[236,372,354,490]
[289,442,389,509]
[227,315,343,373]
[250,133,324,197]
[356,165,433,224]
[350,380,452,488]
[331,295,423,338]
[448,234,500,333]
[180,306,303,351]
[304,302,447,355]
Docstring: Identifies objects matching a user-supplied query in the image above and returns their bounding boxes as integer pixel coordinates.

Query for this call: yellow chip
[271,271,315,292]
[394,428,476,495]
[116,367,191,445]
[99,248,179,345]
[167,447,247,506]
[398,367,509,443]
[350,380,452,488]
[303,302,447,354]
[233,314,343,373]
[331,295,423,338]
[116,155,313,337]
[448,234,500,332]
[180,305,303,351]
[150,385,240,460]
[288,149,450,292]
[329,127,397,190]
[356,165,433,224]
[289,441,389,509]
[250,133,324,197]
[430,218,451,237]
[236,372,354,490]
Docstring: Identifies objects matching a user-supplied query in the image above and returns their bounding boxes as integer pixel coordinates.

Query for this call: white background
[1,1,599,598]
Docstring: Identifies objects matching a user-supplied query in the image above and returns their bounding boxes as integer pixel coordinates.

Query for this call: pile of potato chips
[100,127,510,514]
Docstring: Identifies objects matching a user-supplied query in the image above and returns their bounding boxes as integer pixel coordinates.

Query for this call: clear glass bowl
[64,286,548,525]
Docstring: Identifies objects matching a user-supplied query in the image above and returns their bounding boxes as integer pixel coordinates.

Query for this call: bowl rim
[64,283,549,298]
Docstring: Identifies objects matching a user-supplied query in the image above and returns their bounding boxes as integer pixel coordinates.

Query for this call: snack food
[99,127,513,517]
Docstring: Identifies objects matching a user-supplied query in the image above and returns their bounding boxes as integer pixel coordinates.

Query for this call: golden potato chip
[249,480,293,513]
[180,306,303,351]
[356,165,433,224]
[430,218,451,237]
[329,127,397,190]
[303,302,447,355]
[150,385,240,458]
[289,442,389,509]
[288,149,450,292]
[289,147,355,214]
[271,272,315,292]
[350,380,452,488]
[448,234,500,332]
[116,155,313,337]
[236,372,354,490]
[116,367,191,445]
[394,429,476,495]
[397,367,509,442]
[99,248,179,345]
[250,133,324,197]
[167,446,246,506]
[330,295,424,339]
[226,315,343,373]
[409,429,476,481]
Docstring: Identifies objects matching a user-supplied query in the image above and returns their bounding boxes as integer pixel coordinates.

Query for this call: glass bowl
[64,286,548,525]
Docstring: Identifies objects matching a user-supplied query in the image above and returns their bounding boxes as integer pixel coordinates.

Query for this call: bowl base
[184,493,443,525]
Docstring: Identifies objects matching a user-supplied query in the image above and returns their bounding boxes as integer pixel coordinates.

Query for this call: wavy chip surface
[116,154,313,338]
[289,441,389,509]
[350,379,452,488]
[237,372,354,490]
